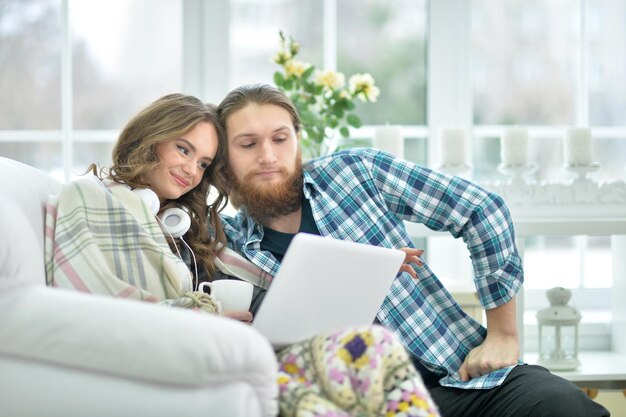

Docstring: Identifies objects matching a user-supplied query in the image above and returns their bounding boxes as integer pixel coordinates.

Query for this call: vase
[301,128,339,161]
[320,128,339,155]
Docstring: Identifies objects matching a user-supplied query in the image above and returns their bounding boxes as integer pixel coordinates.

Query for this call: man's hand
[224,310,253,324]
[458,298,519,381]
[398,247,424,279]
[458,331,519,381]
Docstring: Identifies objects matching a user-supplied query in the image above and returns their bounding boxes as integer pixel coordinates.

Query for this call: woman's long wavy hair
[89,93,229,283]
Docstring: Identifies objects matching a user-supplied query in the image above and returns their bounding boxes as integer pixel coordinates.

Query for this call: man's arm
[362,148,524,377]
[363,148,524,311]
[458,297,519,381]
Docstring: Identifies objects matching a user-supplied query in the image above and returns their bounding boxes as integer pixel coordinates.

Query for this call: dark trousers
[413,359,610,417]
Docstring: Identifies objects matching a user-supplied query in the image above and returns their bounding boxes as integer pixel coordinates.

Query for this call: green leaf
[347,114,362,128]
[333,90,345,101]
[332,99,345,111]
[273,72,285,86]
[304,82,317,94]
[302,66,315,80]
[339,126,350,137]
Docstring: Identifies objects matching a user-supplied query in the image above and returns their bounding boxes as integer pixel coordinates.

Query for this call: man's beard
[228,156,304,226]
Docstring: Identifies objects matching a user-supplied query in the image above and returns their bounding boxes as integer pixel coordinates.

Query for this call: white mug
[198,280,253,313]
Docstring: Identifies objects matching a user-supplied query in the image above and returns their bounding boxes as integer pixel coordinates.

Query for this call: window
[0,0,63,175]
[0,0,63,130]
[70,0,182,130]
[0,0,183,179]
[2,0,430,175]
[588,0,626,126]
[337,0,427,125]
[467,0,624,313]
[226,0,429,163]
[472,0,578,125]
[229,0,322,88]
[471,0,626,184]
[227,0,428,126]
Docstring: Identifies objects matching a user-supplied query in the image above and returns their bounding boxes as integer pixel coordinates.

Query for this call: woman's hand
[398,247,424,279]
[224,310,253,324]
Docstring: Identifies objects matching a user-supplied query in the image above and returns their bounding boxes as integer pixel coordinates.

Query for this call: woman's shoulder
[58,175,125,204]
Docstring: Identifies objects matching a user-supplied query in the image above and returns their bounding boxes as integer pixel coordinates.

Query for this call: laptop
[252,233,405,349]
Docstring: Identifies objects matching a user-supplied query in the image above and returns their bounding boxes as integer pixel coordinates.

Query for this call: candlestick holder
[373,125,404,159]
[563,162,601,183]
[497,162,538,185]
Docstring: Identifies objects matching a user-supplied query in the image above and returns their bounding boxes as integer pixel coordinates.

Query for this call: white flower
[349,73,380,102]
[285,60,310,78]
[272,31,380,159]
[314,69,346,91]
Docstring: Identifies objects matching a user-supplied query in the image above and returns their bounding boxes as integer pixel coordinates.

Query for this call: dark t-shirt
[260,197,320,261]
[248,197,320,315]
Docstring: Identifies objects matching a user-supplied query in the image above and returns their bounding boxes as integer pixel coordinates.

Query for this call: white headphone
[132,187,196,291]
[132,188,191,238]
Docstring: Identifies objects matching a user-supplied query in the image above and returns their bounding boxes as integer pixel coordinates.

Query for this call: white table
[524,352,626,390]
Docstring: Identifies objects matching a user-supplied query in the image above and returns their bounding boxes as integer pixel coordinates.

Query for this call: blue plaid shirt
[222,148,523,389]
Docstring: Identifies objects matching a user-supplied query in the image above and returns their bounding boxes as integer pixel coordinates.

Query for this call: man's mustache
[243,168,288,180]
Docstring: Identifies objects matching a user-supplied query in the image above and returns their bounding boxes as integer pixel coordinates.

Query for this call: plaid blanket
[45,176,220,311]
[44,175,270,312]
[214,245,273,290]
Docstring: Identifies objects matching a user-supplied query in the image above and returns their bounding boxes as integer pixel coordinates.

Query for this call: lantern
[536,287,581,371]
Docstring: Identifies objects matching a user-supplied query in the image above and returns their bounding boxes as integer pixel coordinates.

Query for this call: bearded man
[216,83,609,417]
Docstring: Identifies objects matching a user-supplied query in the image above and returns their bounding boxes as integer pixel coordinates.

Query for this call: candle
[439,127,467,166]
[564,128,593,166]
[500,127,529,166]
[373,125,404,158]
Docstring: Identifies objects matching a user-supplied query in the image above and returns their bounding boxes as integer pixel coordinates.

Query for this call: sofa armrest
[0,287,278,413]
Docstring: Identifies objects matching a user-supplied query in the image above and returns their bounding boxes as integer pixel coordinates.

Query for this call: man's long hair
[215,83,302,188]
[216,84,305,223]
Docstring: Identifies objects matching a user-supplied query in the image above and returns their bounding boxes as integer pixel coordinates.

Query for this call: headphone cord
[179,236,199,291]
[155,215,199,291]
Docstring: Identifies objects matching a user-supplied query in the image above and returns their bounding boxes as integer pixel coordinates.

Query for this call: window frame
[1,0,624,353]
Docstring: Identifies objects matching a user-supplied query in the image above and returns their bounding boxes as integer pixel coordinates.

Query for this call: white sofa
[0,157,278,417]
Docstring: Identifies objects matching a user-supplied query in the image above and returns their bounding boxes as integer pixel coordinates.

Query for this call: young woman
[44,93,440,417]
[45,93,241,316]
[101,93,228,285]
